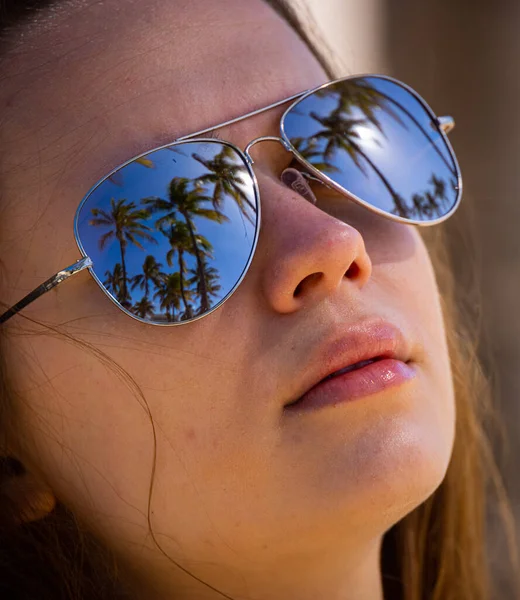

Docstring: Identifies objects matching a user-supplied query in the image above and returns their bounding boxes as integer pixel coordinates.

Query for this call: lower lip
[285,359,416,413]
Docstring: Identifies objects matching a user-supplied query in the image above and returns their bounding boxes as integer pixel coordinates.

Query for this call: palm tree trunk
[181,211,210,313]
[118,238,129,302]
[213,181,223,210]
[372,89,456,175]
[234,186,257,221]
[178,250,193,318]
[352,141,409,217]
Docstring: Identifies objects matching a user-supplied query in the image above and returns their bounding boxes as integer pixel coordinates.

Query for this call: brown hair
[0,1,518,598]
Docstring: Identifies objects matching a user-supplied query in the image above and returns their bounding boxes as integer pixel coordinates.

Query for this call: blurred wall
[305,0,386,73]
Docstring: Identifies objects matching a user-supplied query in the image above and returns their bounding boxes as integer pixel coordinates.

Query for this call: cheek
[7,334,157,522]
[5,327,233,545]
[359,227,456,514]
[406,233,457,456]
[4,315,275,561]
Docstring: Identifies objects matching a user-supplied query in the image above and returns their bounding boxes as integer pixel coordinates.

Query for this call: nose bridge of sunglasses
[243,136,291,164]
[280,168,318,205]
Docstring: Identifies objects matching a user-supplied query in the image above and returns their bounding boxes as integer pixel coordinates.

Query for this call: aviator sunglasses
[0,75,461,326]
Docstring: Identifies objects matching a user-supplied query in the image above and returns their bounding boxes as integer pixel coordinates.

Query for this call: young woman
[0,0,517,598]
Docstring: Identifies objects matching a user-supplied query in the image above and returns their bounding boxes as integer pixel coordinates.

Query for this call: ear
[0,462,56,524]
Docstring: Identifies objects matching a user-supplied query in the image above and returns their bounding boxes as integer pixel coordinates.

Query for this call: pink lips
[285,357,416,413]
[284,319,416,413]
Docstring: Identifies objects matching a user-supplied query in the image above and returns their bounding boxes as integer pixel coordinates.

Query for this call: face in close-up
[0,0,456,597]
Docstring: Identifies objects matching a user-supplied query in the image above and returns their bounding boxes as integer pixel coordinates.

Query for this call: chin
[346,405,455,531]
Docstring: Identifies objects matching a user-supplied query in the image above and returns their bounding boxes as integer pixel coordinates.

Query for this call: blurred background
[306,0,519,594]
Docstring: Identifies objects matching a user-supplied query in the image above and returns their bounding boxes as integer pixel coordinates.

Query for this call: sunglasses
[0,74,461,326]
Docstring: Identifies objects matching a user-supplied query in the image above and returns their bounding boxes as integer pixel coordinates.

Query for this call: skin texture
[0,0,455,598]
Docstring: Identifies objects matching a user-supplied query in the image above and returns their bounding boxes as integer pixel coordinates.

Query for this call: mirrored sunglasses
[0,75,461,326]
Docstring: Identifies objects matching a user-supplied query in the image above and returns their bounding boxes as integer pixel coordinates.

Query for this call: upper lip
[285,318,412,406]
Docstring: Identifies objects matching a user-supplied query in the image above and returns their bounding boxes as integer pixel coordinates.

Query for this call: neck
[123,536,384,600]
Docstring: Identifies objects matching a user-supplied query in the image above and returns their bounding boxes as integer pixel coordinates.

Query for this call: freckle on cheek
[184,427,197,441]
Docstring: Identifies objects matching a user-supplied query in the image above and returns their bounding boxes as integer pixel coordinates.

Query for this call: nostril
[345,262,360,279]
[294,272,323,297]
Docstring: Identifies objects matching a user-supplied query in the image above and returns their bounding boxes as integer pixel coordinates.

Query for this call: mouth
[285,354,415,412]
[283,319,414,410]
[319,356,384,383]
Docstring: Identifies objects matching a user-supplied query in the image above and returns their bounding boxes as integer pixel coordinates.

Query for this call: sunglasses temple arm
[437,116,455,135]
[0,257,93,325]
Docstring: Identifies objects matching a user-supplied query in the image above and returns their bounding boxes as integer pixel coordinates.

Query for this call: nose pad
[280,168,317,205]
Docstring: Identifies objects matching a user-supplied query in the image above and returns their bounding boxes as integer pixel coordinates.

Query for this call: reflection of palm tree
[108,156,155,187]
[372,91,456,175]
[412,193,426,218]
[154,272,182,322]
[130,255,164,298]
[133,296,155,319]
[414,191,438,219]
[103,262,125,303]
[319,80,405,135]
[311,111,368,170]
[349,79,456,174]
[290,137,339,173]
[161,221,201,319]
[192,147,256,222]
[317,79,456,175]
[410,176,450,220]
[90,198,157,303]
[187,261,221,315]
[425,191,440,217]
[430,174,447,205]
[310,111,410,217]
[144,177,225,314]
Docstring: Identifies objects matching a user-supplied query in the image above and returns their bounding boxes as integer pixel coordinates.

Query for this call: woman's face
[0,0,455,597]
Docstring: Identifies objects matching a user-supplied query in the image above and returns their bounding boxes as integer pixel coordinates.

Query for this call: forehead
[0,0,326,188]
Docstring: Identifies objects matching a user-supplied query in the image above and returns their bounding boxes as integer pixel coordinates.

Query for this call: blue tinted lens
[282,76,460,222]
[75,141,258,324]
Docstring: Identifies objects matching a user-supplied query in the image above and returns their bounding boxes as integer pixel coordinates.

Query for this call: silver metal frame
[0,74,459,326]
[0,257,92,324]
[73,139,261,326]
[278,74,461,228]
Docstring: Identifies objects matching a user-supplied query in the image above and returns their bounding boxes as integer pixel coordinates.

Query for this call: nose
[257,176,373,314]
